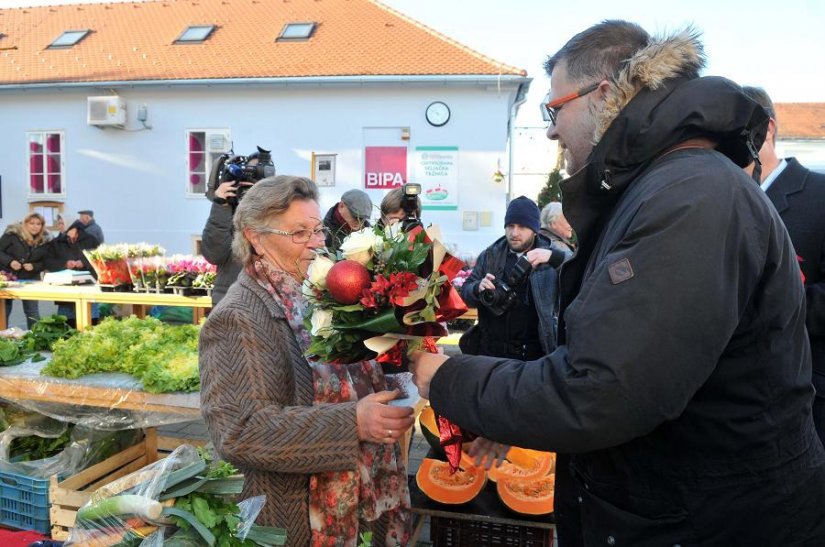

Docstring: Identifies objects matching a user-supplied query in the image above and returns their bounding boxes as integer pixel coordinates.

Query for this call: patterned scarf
[250,257,411,547]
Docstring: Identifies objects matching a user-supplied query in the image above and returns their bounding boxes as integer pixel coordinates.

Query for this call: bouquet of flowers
[303,223,468,367]
[166,255,217,293]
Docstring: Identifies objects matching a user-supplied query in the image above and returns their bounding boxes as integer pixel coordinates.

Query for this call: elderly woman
[199,176,415,546]
[0,212,50,327]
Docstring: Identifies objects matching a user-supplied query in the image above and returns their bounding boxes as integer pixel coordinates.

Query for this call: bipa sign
[364,146,407,189]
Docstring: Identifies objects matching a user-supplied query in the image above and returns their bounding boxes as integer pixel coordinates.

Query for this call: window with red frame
[28,131,64,196]
[186,129,230,196]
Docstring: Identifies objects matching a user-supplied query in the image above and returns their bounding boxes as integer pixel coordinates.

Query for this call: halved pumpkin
[497,474,555,515]
[416,457,487,504]
[418,406,445,457]
[487,447,555,483]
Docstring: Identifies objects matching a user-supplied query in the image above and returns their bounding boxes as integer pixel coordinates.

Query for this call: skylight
[277,23,316,41]
[175,25,216,44]
[48,30,90,49]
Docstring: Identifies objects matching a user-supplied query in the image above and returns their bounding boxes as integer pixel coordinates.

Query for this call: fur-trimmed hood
[3,222,50,246]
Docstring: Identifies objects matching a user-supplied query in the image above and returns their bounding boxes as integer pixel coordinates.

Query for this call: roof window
[277,22,316,41]
[48,30,90,49]
[175,25,216,44]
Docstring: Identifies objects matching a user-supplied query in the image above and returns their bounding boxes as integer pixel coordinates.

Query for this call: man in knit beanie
[456,196,563,360]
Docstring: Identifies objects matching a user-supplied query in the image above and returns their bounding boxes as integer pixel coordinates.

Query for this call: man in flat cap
[77,210,104,245]
[323,189,372,255]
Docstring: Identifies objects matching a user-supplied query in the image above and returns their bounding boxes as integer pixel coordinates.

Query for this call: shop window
[186,129,231,197]
[28,201,65,232]
[27,131,65,198]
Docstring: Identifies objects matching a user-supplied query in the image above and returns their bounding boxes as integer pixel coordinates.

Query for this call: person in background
[77,210,104,244]
[54,214,66,234]
[379,186,421,228]
[742,85,825,444]
[199,176,414,545]
[539,201,576,259]
[0,212,50,328]
[411,20,825,545]
[202,158,254,305]
[458,196,561,360]
[323,189,372,254]
[44,219,99,327]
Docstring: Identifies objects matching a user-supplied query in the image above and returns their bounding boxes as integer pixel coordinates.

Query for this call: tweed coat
[199,269,361,545]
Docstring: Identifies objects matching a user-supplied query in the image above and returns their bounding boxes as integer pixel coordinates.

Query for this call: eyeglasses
[258,225,328,244]
[540,82,600,125]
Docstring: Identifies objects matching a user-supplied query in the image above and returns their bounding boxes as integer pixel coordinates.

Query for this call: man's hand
[409,350,449,400]
[214,181,238,202]
[525,248,552,267]
[66,227,79,243]
[478,273,496,292]
[467,437,510,470]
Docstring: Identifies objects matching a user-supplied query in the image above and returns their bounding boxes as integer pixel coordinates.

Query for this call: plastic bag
[0,404,141,479]
[66,444,282,546]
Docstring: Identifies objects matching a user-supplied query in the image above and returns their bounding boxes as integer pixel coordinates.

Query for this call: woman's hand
[22,263,34,272]
[356,389,415,444]
[467,437,510,470]
[9,260,22,271]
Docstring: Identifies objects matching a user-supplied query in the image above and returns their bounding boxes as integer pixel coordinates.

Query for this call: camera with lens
[401,182,423,233]
[207,146,276,206]
[478,255,533,316]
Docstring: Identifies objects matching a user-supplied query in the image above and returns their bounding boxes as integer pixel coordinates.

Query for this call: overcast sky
[5,0,824,126]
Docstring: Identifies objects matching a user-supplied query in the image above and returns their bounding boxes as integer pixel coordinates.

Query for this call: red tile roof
[775,103,825,140]
[0,0,526,85]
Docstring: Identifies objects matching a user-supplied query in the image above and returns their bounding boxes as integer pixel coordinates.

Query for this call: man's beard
[508,237,533,253]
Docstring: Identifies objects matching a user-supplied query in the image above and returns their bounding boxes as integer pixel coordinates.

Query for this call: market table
[0,282,213,330]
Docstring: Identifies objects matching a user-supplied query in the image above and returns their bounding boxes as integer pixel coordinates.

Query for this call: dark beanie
[504,196,540,233]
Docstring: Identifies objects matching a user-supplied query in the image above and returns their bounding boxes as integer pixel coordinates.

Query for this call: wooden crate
[49,431,205,540]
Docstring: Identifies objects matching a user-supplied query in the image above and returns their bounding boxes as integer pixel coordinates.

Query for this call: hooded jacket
[0,223,51,280]
[429,30,825,545]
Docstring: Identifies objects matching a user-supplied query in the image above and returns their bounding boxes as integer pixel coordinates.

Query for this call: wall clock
[425,101,450,127]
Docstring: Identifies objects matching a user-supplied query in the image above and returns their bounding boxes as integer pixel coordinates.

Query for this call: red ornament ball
[326,260,371,304]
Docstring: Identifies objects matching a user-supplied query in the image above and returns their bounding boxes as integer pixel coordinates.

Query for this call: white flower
[310,308,334,338]
[384,221,404,240]
[339,228,378,265]
[307,255,335,288]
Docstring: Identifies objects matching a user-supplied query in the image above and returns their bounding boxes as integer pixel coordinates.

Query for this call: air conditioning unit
[87,96,127,127]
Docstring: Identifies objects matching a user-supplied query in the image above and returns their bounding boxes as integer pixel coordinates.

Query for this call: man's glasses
[540,82,600,125]
[259,225,328,244]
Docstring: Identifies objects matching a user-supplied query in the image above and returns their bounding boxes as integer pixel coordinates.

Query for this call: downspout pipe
[506,80,531,205]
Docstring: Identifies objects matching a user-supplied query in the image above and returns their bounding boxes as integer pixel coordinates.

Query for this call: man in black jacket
[411,21,825,545]
[459,196,561,359]
[202,177,245,305]
[743,86,825,444]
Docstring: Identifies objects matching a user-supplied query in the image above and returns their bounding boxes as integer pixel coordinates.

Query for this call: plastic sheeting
[0,356,200,431]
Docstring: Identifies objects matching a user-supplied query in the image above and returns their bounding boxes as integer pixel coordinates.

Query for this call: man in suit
[744,86,825,444]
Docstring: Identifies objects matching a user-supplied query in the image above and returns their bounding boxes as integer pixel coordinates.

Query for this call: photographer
[460,196,561,360]
[202,149,274,305]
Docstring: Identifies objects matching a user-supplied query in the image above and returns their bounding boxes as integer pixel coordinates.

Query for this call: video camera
[477,255,533,316]
[207,146,276,206]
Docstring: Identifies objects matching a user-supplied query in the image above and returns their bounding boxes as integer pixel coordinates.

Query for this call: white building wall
[0,82,525,259]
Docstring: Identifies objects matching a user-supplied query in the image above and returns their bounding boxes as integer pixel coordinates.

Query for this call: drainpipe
[506,81,530,205]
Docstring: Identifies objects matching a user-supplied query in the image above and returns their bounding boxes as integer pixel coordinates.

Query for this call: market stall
[0,282,212,331]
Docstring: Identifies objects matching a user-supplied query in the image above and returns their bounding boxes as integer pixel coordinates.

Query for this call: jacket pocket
[580,484,691,547]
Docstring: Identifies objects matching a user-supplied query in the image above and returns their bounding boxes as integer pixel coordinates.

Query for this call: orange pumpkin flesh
[497,474,555,515]
[416,458,487,504]
[487,448,555,483]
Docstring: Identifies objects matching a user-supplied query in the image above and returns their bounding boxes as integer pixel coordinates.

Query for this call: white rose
[307,255,335,288]
[310,308,334,338]
[339,229,378,265]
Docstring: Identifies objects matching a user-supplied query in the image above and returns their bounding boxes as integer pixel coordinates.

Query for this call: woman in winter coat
[0,212,50,328]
